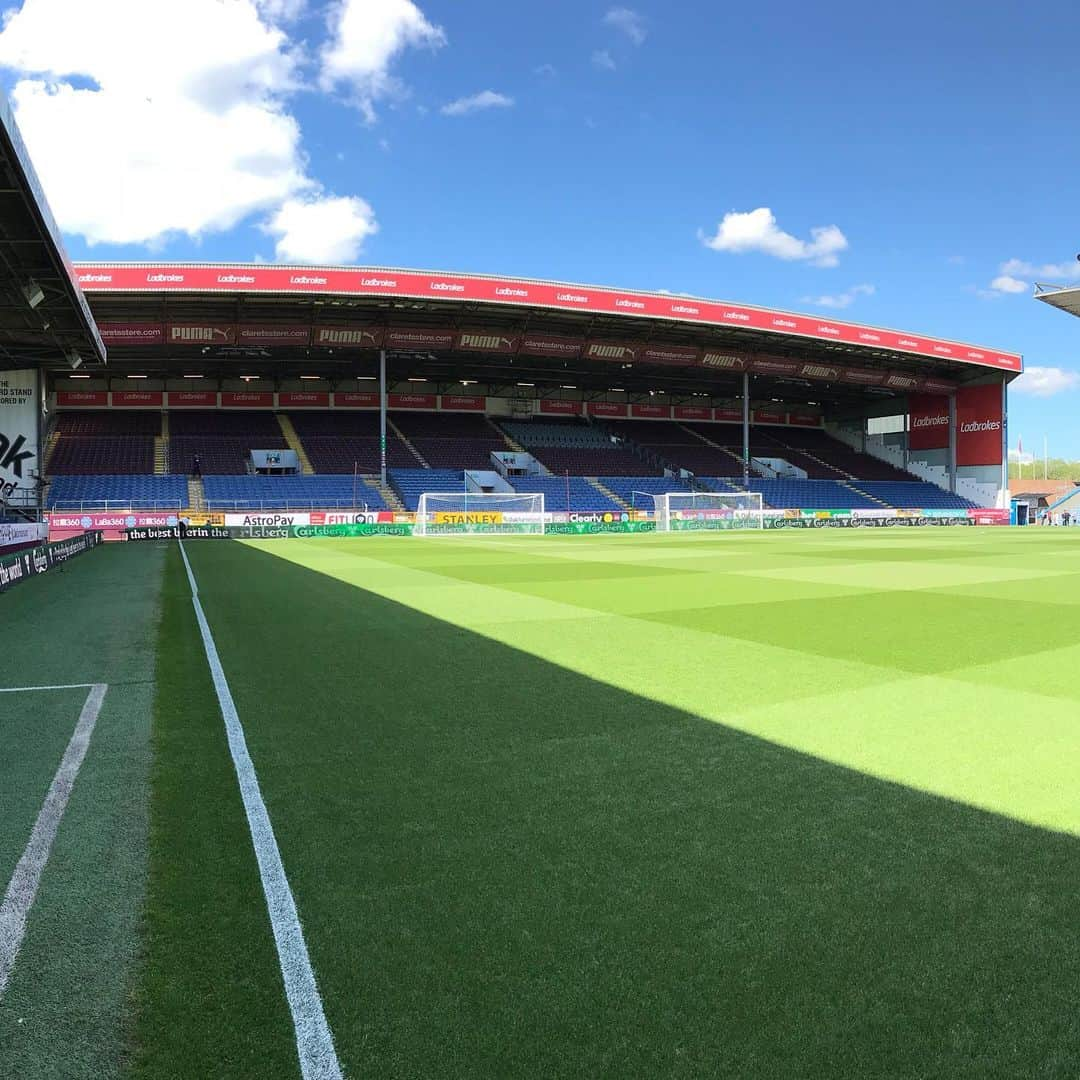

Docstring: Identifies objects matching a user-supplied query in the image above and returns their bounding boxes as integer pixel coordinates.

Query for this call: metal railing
[48,499,185,512]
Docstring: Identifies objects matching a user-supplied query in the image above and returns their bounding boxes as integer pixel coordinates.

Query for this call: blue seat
[201,475,387,511]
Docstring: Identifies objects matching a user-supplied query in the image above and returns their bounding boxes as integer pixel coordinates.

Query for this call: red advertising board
[334,392,379,408]
[713,407,743,422]
[221,391,273,408]
[440,395,486,411]
[753,409,785,424]
[166,323,236,346]
[97,323,165,346]
[113,390,163,407]
[455,331,519,353]
[908,394,950,451]
[56,390,107,407]
[584,341,640,363]
[74,263,1024,372]
[750,357,800,378]
[839,367,886,387]
[237,325,311,346]
[48,511,180,543]
[519,334,584,359]
[956,383,1003,466]
[787,412,822,427]
[539,398,581,415]
[968,508,1009,525]
[641,345,701,366]
[797,361,843,382]
[167,390,217,408]
[631,403,673,419]
[388,393,437,409]
[384,328,454,350]
[279,391,330,408]
[674,405,713,420]
[312,325,383,348]
[586,401,629,417]
[882,372,921,393]
[919,376,957,395]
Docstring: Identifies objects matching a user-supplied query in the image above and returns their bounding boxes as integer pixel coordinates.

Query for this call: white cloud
[701,207,849,268]
[603,7,647,45]
[592,49,616,71]
[802,284,875,309]
[263,194,378,263]
[1011,366,1080,397]
[989,274,1028,295]
[0,0,383,257]
[320,0,445,122]
[440,90,514,117]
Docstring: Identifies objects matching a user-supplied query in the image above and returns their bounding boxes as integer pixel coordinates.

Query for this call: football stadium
[3,71,1080,1080]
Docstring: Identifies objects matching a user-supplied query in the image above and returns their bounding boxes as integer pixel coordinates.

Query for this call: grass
[4,527,1080,1077]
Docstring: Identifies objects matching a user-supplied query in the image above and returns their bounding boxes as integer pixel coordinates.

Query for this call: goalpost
[414,491,546,536]
[653,491,764,532]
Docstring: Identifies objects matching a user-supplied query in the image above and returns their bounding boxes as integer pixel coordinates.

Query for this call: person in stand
[192,454,201,479]
[1063,510,1071,527]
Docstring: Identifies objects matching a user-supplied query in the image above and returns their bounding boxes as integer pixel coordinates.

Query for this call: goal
[414,491,545,536]
[653,491,764,532]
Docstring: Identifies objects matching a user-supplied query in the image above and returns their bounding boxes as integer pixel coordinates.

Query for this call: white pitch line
[0,683,97,694]
[0,682,108,999]
[178,542,344,1080]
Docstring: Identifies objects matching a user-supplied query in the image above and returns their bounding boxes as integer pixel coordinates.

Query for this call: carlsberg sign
[0,369,40,513]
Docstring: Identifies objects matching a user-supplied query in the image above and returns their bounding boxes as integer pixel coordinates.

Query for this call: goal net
[654,491,764,532]
[414,492,545,536]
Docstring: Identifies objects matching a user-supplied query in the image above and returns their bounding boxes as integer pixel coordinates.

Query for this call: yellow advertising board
[433,512,504,525]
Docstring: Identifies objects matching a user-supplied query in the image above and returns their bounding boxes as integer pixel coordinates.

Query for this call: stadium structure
[0,83,1021,537]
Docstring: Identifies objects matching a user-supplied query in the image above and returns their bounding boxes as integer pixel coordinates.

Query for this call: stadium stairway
[187,477,207,511]
[768,436,851,480]
[44,427,61,470]
[277,414,315,474]
[677,423,749,472]
[845,481,889,507]
[588,477,629,508]
[154,412,169,474]
[387,416,429,467]
[488,416,526,452]
[367,474,404,511]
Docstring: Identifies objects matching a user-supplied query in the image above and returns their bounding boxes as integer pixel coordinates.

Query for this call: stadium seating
[169,411,288,475]
[603,420,746,477]
[497,417,661,476]
[290,411,417,473]
[389,469,466,511]
[850,481,976,509]
[601,475,694,508]
[202,475,388,511]
[55,411,161,436]
[391,411,507,469]
[50,410,158,474]
[508,476,622,512]
[46,474,187,510]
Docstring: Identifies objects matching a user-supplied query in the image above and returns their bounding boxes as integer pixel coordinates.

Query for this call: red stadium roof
[74,262,1022,374]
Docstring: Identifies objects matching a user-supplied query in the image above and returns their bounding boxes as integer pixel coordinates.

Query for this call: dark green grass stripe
[189,540,1080,1080]
[127,545,297,1080]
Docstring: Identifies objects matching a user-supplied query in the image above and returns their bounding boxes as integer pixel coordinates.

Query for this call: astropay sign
[0,369,39,514]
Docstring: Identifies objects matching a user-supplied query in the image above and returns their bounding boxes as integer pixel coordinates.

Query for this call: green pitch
[3,527,1080,1078]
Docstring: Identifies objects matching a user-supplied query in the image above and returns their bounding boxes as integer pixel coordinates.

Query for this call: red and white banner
[56,390,107,407]
[699,351,749,373]
[519,334,584,359]
[908,394,950,451]
[968,507,1009,525]
[586,401,628,417]
[631,403,672,419]
[674,405,712,421]
[713,407,743,422]
[312,325,383,348]
[166,323,236,346]
[279,391,330,408]
[882,372,921,393]
[113,390,162,407]
[455,331,519,353]
[388,393,437,409]
[750,357,800,378]
[334,392,379,408]
[97,323,165,346]
[440,395,485,411]
[797,361,843,382]
[167,390,217,408]
[918,376,957,396]
[539,398,581,415]
[221,391,273,408]
[584,341,640,363]
[641,345,700,366]
[753,408,785,424]
[237,325,311,346]
[384,328,455,350]
[787,412,822,427]
[74,264,1023,371]
[839,367,886,387]
[956,384,1004,466]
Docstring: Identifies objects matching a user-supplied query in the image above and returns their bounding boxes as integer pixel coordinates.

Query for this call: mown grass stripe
[0,683,107,998]
[177,541,343,1080]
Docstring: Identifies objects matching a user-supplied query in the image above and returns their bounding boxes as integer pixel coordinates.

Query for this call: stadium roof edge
[72,261,1022,375]
[1034,282,1080,319]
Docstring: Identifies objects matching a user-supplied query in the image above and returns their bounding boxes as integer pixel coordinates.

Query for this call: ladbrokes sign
[956,384,1003,466]
[908,393,950,451]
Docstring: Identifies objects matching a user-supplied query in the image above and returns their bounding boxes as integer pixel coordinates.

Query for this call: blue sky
[0,0,1077,452]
